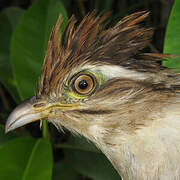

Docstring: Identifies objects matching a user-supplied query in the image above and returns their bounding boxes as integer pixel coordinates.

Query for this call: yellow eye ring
[71,73,97,95]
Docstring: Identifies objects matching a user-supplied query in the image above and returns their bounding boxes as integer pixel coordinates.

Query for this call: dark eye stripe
[71,109,113,114]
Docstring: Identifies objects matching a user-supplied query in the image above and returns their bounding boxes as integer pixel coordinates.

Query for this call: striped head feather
[38,11,179,99]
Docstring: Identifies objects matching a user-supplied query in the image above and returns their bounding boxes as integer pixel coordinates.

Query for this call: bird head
[5,11,177,148]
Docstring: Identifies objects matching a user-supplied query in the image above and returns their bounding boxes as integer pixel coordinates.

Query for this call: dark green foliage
[0,137,53,180]
[163,0,180,69]
[10,0,68,100]
[0,7,23,103]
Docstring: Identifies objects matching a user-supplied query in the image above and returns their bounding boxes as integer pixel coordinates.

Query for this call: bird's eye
[72,74,96,95]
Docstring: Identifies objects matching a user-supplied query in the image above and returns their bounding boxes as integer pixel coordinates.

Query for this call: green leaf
[59,136,120,179]
[163,0,180,69]
[56,135,100,153]
[3,7,26,29]
[0,137,53,180]
[57,136,120,179]
[65,149,120,180]
[0,125,17,146]
[10,0,68,100]
[53,162,79,180]
[0,7,24,103]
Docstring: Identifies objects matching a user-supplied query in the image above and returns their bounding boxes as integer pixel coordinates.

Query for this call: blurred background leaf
[56,135,100,153]
[65,149,120,180]
[53,162,79,180]
[0,124,17,146]
[0,137,53,180]
[10,0,68,100]
[163,0,180,69]
[56,136,119,179]
[0,7,24,103]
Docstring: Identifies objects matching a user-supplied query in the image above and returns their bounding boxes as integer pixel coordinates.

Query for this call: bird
[5,11,180,180]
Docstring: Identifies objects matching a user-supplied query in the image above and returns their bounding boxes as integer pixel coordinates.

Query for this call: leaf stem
[42,120,50,139]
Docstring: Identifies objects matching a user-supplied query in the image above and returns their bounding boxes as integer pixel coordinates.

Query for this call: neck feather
[99,99,180,180]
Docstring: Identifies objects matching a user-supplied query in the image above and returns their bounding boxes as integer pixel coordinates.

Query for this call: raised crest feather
[38,11,171,96]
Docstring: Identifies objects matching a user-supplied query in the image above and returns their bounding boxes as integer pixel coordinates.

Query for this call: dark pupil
[78,80,88,90]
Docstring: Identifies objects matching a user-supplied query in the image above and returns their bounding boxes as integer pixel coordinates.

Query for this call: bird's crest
[38,11,169,97]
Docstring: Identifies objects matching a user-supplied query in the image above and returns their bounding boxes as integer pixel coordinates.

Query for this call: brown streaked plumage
[6,11,180,180]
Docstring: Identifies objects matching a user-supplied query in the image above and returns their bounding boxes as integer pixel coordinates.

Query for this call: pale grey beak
[5,98,45,133]
[5,96,75,133]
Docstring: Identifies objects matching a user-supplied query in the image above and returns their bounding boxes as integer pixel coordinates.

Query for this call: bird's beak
[5,96,79,133]
[5,97,49,133]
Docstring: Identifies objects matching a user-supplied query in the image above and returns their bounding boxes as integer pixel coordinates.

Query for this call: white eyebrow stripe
[82,65,149,81]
